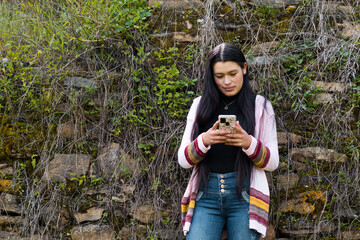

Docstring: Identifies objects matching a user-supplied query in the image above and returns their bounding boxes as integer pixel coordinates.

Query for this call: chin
[224,92,237,96]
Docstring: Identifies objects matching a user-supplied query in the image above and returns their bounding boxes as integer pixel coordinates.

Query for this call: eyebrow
[214,69,238,75]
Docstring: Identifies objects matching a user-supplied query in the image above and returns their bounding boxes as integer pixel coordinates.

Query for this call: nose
[224,76,231,85]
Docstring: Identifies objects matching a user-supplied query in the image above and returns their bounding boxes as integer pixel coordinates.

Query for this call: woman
[178,43,279,240]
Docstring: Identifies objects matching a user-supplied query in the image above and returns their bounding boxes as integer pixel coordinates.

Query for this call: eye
[230,73,237,76]
[216,75,224,79]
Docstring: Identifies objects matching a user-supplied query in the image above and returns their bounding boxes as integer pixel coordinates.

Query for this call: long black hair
[191,43,257,196]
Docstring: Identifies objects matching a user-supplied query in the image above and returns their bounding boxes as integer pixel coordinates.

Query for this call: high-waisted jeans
[186,172,260,240]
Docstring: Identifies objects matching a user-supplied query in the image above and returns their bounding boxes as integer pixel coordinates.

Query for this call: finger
[225,138,243,147]
[224,139,239,146]
[225,137,240,143]
[217,129,231,136]
[232,121,245,133]
[236,121,244,130]
[211,121,220,130]
[215,136,227,142]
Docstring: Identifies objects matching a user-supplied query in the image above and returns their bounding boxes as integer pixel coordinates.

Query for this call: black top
[200,93,247,173]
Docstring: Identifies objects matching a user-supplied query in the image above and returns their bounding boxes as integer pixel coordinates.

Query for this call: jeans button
[220,179,225,183]
[220,189,225,193]
[220,184,225,188]
[220,174,225,178]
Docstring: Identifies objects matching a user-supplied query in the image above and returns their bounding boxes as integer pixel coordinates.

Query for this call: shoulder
[193,96,202,104]
[255,95,275,116]
[255,94,266,105]
[187,96,202,120]
[190,96,202,109]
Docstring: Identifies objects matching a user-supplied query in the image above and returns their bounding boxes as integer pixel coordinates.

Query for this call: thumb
[235,121,245,133]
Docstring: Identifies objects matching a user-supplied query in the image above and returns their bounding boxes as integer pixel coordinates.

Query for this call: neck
[219,91,240,103]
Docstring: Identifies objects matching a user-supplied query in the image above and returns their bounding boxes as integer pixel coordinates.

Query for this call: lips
[224,87,235,91]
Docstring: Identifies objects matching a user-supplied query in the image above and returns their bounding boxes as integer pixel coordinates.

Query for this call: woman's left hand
[225,121,252,149]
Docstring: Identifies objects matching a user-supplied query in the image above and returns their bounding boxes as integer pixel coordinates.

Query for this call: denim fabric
[186,172,260,240]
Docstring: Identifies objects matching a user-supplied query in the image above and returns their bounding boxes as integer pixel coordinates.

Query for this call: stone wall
[0,0,359,239]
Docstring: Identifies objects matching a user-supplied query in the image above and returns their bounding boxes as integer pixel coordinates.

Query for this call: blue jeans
[186,172,260,240]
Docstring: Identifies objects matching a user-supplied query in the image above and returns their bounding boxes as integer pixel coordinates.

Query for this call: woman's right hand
[202,121,230,147]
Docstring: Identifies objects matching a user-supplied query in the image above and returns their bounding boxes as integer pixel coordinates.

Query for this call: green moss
[0,116,46,160]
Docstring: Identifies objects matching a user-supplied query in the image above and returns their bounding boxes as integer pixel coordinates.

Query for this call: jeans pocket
[196,191,204,201]
[241,190,250,203]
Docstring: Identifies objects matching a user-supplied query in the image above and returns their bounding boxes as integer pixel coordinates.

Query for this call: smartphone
[218,115,237,133]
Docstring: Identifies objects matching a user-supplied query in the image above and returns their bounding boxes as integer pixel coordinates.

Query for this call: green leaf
[31,154,38,168]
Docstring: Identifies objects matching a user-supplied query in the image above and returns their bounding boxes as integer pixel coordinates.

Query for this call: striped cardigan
[178,95,279,238]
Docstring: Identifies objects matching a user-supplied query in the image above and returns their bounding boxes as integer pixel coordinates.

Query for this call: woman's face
[213,61,247,97]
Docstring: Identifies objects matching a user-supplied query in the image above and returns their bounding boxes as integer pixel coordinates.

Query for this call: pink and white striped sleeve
[178,97,210,169]
[243,95,279,172]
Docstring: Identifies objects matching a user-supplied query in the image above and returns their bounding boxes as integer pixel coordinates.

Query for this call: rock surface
[276,173,299,190]
[290,147,347,163]
[277,132,302,146]
[279,220,336,237]
[71,224,114,240]
[299,174,337,187]
[112,184,136,203]
[90,143,139,180]
[341,230,360,239]
[118,225,147,239]
[173,32,199,42]
[315,93,334,104]
[289,160,308,171]
[57,123,78,138]
[157,229,180,240]
[279,190,326,214]
[0,194,21,215]
[338,21,360,38]
[260,224,276,240]
[0,215,23,225]
[251,41,279,56]
[129,205,159,224]
[0,180,12,191]
[249,56,273,66]
[337,208,359,220]
[41,205,70,229]
[44,154,91,182]
[252,0,300,7]
[313,81,347,92]
[74,207,105,223]
[64,77,97,89]
[0,164,14,177]
[0,232,42,240]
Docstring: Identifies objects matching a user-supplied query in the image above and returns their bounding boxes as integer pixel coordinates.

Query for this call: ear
[242,62,247,75]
